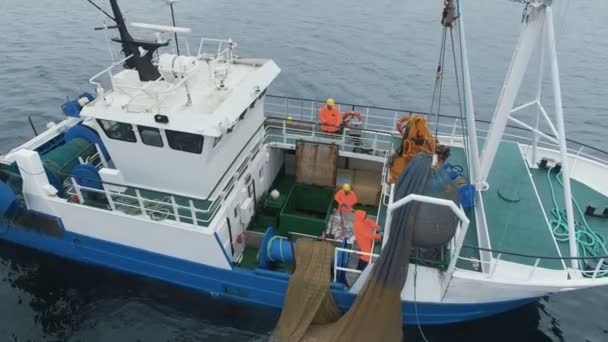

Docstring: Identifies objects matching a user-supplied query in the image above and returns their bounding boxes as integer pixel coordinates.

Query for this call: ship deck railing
[456,245,608,280]
[332,192,471,286]
[332,247,379,282]
[65,177,222,227]
[89,37,238,113]
[61,130,267,229]
[264,119,395,162]
[265,95,608,165]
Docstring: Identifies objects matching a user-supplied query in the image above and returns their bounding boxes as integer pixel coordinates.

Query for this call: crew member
[318,98,342,133]
[353,210,381,270]
[334,184,357,212]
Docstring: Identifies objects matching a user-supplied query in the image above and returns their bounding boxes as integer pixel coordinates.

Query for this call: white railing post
[189,200,198,226]
[528,257,541,280]
[592,258,605,279]
[105,189,116,211]
[393,112,398,133]
[489,253,502,278]
[70,177,85,204]
[95,143,108,168]
[134,189,146,215]
[170,196,181,223]
[450,118,459,144]
[372,132,378,152]
[382,184,396,249]
[282,120,287,144]
[333,249,338,282]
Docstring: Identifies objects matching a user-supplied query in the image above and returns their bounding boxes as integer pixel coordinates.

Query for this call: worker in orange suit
[318,98,342,133]
[334,184,357,212]
[353,210,382,270]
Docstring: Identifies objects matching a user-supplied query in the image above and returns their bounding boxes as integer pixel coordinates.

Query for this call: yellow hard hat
[342,183,351,192]
[326,98,335,106]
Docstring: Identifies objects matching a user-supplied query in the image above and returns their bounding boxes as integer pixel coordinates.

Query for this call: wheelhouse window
[138,125,163,147]
[97,119,136,143]
[166,129,204,154]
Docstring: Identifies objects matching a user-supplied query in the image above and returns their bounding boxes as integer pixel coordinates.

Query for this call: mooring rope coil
[546,167,608,275]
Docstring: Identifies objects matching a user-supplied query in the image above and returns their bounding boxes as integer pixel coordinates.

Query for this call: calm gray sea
[1,0,607,341]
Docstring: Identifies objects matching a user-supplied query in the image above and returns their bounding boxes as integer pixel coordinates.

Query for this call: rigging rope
[546,167,608,276]
[429,26,448,138]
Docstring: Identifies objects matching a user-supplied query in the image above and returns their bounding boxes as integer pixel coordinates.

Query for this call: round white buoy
[270,189,280,199]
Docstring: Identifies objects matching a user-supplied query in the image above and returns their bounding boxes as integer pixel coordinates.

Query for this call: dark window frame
[258,88,267,100]
[239,109,247,121]
[137,125,164,148]
[165,129,204,154]
[213,135,223,148]
[97,119,137,143]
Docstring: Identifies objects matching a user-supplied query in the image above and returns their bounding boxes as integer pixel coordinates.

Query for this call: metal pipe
[456,0,482,187]
[546,7,578,269]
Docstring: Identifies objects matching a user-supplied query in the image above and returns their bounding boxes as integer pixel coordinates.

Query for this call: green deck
[531,166,608,263]
[247,137,608,273]
[481,142,563,269]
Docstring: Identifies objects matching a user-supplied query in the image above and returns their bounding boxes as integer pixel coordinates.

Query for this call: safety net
[271,153,459,341]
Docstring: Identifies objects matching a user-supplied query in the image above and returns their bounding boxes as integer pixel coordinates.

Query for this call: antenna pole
[169,1,181,56]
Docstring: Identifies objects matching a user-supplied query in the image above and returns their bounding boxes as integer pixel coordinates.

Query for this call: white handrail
[384,192,470,278]
[332,247,379,282]
[89,54,134,93]
[265,96,608,165]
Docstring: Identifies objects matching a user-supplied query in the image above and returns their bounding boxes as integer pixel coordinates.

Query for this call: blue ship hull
[0,220,537,326]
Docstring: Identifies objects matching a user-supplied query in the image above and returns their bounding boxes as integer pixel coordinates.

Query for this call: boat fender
[0,180,19,220]
[64,124,111,161]
[62,92,95,118]
[70,164,103,190]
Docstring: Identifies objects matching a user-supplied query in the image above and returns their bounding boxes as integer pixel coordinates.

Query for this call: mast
[455,0,482,189]
[107,0,168,81]
[477,0,579,268]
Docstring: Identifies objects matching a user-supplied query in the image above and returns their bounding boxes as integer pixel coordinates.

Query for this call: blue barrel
[458,184,476,209]
[62,92,95,118]
[258,227,295,269]
[0,181,18,220]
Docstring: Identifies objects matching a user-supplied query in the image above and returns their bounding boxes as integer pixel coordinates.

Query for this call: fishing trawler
[1,0,608,326]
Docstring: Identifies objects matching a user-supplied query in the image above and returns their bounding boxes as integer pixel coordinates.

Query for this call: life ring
[342,111,364,127]
[396,114,412,135]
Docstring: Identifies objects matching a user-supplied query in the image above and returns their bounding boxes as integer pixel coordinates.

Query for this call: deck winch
[258,227,294,268]
[39,123,110,195]
[258,227,350,279]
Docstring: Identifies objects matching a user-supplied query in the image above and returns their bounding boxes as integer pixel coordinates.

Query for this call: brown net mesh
[272,154,435,342]
[295,141,338,188]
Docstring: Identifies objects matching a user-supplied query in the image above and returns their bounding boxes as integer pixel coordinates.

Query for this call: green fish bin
[279,184,334,237]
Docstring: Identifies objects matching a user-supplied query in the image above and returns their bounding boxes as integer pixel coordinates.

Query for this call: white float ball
[270,189,280,199]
